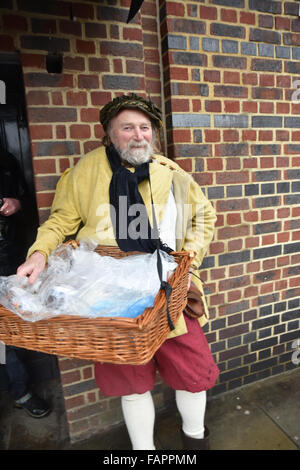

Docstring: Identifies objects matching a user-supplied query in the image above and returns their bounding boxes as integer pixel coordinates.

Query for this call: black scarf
[106,144,172,255]
[106,144,175,330]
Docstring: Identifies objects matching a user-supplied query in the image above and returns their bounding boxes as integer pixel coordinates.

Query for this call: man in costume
[17,94,219,449]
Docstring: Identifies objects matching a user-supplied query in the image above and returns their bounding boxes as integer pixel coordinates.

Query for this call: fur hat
[100,93,163,131]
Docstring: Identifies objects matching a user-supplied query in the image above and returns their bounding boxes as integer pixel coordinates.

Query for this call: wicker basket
[0,245,193,365]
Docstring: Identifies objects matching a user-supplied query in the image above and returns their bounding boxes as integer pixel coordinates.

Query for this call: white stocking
[121,391,155,450]
[175,390,207,439]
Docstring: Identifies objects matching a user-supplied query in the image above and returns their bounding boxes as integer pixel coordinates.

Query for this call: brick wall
[1,0,300,442]
[159,0,300,397]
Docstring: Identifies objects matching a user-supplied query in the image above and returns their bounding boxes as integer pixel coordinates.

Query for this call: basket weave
[0,245,192,365]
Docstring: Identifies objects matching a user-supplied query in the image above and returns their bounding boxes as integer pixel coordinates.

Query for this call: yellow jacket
[28,146,217,337]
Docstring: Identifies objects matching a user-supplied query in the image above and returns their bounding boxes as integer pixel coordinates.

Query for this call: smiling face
[107,109,154,166]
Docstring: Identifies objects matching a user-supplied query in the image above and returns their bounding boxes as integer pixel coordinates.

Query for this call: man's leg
[154,314,219,449]
[175,390,206,440]
[4,346,51,418]
[95,360,157,449]
[121,391,155,450]
[5,346,28,400]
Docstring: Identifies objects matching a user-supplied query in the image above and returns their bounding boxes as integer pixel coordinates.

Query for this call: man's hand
[0,198,21,217]
[17,252,46,285]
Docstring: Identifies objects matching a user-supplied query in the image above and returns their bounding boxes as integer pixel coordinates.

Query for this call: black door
[0,53,59,390]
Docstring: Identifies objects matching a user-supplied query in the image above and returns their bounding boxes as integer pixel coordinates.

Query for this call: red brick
[277,256,290,267]
[205,100,221,112]
[80,108,99,122]
[243,158,258,169]
[261,209,275,220]
[3,14,28,31]
[169,67,188,81]
[260,157,275,168]
[207,158,223,171]
[33,158,56,174]
[259,130,273,141]
[21,53,45,68]
[30,124,52,140]
[242,130,256,141]
[221,9,237,23]
[70,124,91,139]
[260,101,275,113]
[210,242,225,255]
[211,268,226,280]
[223,130,239,142]
[242,101,257,113]
[78,74,99,89]
[224,100,240,113]
[240,12,255,25]
[123,27,143,42]
[225,157,242,170]
[66,91,87,106]
[278,232,290,243]
[279,208,291,220]
[242,73,258,85]
[200,6,217,20]
[63,56,85,71]
[224,71,240,84]
[56,126,66,139]
[244,286,259,298]
[36,192,55,208]
[276,75,291,87]
[217,199,249,212]
[51,91,63,106]
[289,276,300,288]
[59,158,71,172]
[170,98,190,112]
[204,130,220,142]
[227,290,242,303]
[292,156,300,166]
[175,159,192,172]
[28,107,77,123]
[192,100,201,112]
[172,129,191,142]
[76,39,95,54]
[65,396,85,410]
[227,213,242,225]
[276,103,290,114]
[193,172,213,186]
[0,35,15,51]
[210,293,225,306]
[94,124,104,139]
[218,225,249,240]
[204,70,220,82]
[275,17,290,31]
[113,59,123,73]
[166,2,185,16]
[26,91,49,105]
[91,91,112,106]
[245,236,259,248]
[59,20,82,36]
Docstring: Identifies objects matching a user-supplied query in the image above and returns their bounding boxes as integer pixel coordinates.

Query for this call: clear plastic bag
[0,241,177,322]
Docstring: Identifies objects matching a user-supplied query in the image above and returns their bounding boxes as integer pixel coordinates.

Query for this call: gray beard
[118,141,153,166]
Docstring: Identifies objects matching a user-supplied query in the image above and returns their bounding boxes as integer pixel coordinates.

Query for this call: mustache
[128,139,149,149]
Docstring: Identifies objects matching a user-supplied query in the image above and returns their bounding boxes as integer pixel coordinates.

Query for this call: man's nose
[133,127,143,140]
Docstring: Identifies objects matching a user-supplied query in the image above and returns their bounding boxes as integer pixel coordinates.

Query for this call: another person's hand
[0,197,21,216]
[17,252,46,285]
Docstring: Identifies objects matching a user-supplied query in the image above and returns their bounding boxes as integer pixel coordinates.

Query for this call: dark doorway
[0,52,59,391]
